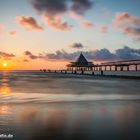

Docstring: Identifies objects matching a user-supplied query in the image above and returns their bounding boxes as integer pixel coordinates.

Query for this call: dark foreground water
[0,71,140,140]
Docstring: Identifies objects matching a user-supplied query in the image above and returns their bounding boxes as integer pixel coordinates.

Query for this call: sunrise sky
[0,0,140,70]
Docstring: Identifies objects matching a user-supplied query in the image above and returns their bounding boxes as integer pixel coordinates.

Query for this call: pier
[67,53,140,71]
[42,53,140,79]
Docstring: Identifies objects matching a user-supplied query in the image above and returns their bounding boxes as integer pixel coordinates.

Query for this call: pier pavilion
[67,53,94,71]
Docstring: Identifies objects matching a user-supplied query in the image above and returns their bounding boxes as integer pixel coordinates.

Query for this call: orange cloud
[113,12,140,25]
[0,52,15,60]
[43,15,72,31]
[80,20,94,28]
[100,26,108,33]
[9,31,16,36]
[30,0,94,31]
[113,12,140,40]
[70,13,94,29]
[16,16,44,31]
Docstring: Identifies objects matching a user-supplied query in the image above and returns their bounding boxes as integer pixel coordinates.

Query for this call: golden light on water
[0,71,10,96]
[0,105,10,115]
[0,85,10,96]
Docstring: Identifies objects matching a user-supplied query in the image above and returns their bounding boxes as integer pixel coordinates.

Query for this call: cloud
[16,16,44,31]
[23,46,140,62]
[30,0,68,16]
[70,43,85,49]
[116,46,140,60]
[0,52,15,60]
[24,51,48,60]
[70,13,94,29]
[113,12,140,40]
[47,49,78,60]
[46,49,115,61]
[81,20,94,28]
[30,0,94,30]
[31,0,94,16]
[100,26,108,33]
[9,31,16,36]
[30,0,72,31]
[121,26,140,40]
[24,51,39,59]
[23,59,29,62]
[113,12,140,25]
[43,15,72,31]
[71,0,94,15]
[46,46,140,61]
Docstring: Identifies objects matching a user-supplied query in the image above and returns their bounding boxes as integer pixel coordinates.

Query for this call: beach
[0,71,140,140]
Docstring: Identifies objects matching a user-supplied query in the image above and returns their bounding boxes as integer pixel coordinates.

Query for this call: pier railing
[101,59,140,66]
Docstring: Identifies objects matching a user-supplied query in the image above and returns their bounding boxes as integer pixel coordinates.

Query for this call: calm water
[0,71,140,140]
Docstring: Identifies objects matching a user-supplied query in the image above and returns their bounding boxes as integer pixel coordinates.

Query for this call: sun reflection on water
[0,105,10,115]
[0,85,10,96]
[0,71,10,96]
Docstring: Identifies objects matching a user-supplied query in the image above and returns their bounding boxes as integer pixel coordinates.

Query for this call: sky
[0,0,140,70]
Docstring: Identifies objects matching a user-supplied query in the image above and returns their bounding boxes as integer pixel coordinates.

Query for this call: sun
[3,63,8,67]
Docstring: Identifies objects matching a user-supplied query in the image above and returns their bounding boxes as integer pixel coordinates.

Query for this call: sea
[0,70,140,140]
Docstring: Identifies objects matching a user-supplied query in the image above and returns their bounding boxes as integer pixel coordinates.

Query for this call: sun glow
[0,62,9,70]
[3,63,8,67]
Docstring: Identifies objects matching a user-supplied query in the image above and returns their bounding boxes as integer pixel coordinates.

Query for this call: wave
[1,93,140,104]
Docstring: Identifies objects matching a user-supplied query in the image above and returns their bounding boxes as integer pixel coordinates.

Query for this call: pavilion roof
[68,53,94,67]
[76,53,88,64]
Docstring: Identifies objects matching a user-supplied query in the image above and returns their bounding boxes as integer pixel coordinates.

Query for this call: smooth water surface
[0,71,140,140]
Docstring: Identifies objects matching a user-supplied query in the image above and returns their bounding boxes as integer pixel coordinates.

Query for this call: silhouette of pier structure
[67,53,94,71]
[67,53,140,71]
[42,53,140,78]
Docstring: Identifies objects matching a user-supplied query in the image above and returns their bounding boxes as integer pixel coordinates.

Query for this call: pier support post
[120,66,123,71]
[127,66,129,71]
[110,66,112,71]
[72,70,73,74]
[101,70,103,76]
[135,65,138,71]
[115,66,117,71]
